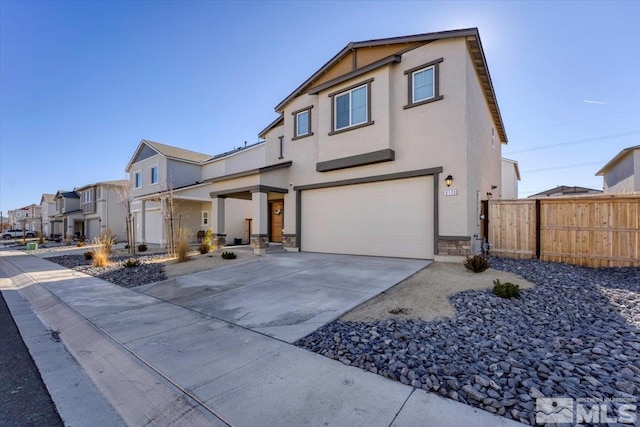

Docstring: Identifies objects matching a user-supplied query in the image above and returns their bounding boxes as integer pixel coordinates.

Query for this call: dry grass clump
[92,231,115,267]
[176,228,191,263]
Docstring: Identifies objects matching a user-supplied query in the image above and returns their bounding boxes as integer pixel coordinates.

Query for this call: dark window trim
[278,136,284,159]
[291,106,314,140]
[404,57,444,110]
[328,78,374,135]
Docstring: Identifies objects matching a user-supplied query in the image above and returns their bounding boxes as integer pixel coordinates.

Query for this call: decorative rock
[462,385,485,401]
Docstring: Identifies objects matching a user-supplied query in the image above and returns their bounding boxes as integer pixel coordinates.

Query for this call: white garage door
[301,176,434,259]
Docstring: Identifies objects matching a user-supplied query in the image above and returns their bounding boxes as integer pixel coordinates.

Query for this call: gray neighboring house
[40,193,56,237]
[596,144,640,194]
[74,180,129,241]
[50,191,82,238]
[527,185,603,198]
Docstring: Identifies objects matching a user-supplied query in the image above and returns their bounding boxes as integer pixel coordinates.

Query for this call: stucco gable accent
[316,149,395,172]
[308,55,401,95]
[258,115,284,139]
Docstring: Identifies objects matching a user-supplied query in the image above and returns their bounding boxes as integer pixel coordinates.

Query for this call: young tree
[114,179,135,255]
[147,175,178,256]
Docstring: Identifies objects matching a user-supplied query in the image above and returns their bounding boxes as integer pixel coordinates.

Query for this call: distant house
[74,180,129,240]
[40,194,56,237]
[527,185,603,198]
[8,204,40,231]
[595,144,640,194]
[501,158,520,199]
[50,191,82,238]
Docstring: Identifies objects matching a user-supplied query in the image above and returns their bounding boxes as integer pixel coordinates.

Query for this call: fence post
[535,199,541,259]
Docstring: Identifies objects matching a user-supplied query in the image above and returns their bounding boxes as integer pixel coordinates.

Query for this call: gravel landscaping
[297,258,640,425]
[46,254,167,288]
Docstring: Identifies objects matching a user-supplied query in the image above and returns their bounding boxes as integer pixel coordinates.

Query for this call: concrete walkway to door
[0,249,525,426]
[136,252,429,343]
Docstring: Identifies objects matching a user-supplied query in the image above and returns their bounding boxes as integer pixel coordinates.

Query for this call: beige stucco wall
[501,160,519,199]
[603,150,639,193]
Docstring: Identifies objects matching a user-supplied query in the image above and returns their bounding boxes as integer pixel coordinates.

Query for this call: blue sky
[1,0,639,214]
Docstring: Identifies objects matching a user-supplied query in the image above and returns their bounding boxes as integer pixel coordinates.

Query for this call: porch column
[251,191,269,254]
[141,200,146,243]
[212,197,226,249]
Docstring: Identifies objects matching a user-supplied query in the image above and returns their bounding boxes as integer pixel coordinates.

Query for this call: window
[491,128,496,148]
[150,165,158,185]
[278,136,284,159]
[404,58,443,109]
[201,211,209,226]
[329,79,374,134]
[82,190,92,203]
[292,106,313,140]
[96,187,101,200]
[134,171,142,188]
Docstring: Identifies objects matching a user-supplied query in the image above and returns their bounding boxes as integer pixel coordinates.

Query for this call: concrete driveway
[136,252,430,343]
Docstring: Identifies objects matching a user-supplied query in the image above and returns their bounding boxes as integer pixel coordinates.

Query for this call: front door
[270,200,284,243]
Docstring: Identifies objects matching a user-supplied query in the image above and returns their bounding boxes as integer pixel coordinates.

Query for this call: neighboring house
[40,193,56,237]
[50,191,82,238]
[527,185,603,198]
[501,158,520,199]
[125,140,262,246]
[595,144,640,194]
[74,180,129,241]
[128,28,508,260]
[8,204,41,231]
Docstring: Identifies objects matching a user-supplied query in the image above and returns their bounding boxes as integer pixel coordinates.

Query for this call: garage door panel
[301,177,433,259]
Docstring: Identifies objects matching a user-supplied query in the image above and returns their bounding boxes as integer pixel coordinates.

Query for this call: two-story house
[8,204,40,232]
[40,194,56,237]
[74,180,129,240]
[50,191,82,239]
[128,28,507,260]
[125,140,263,246]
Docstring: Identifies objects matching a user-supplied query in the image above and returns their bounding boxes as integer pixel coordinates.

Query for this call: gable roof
[126,139,213,171]
[528,185,603,198]
[55,190,79,199]
[258,114,284,139]
[502,157,521,181]
[40,193,56,204]
[595,144,640,176]
[272,27,507,143]
[75,180,129,192]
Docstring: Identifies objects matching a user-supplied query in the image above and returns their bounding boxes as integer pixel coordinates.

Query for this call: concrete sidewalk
[0,250,525,427]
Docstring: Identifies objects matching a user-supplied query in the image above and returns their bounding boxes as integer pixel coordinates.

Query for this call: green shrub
[221,251,237,260]
[138,243,148,252]
[84,251,94,260]
[198,243,210,254]
[464,255,490,273]
[123,258,141,268]
[493,279,521,299]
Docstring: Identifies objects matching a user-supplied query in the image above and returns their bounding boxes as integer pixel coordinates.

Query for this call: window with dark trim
[329,78,374,135]
[150,165,159,185]
[292,106,313,140]
[404,58,444,109]
[134,171,142,189]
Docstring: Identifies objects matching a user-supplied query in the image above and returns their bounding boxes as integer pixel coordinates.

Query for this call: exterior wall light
[445,175,454,187]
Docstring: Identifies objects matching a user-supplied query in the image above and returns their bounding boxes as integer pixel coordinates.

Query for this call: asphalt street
[0,284,63,427]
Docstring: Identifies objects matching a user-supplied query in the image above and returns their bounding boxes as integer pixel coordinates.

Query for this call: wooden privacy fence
[486,195,640,267]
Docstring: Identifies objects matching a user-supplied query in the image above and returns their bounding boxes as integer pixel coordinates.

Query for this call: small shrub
[493,279,521,299]
[84,251,94,260]
[221,251,237,260]
[92,249,109,267]
[176,228,190,262]
[138,243,148,252]
[123,258,141,268]
[464,255,490,273]
[203,229,213,250]
[76,241,85,247]
[198,243,210,254]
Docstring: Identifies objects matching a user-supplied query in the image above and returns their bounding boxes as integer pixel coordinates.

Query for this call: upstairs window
[329,78,374,134]
[201,211,209,226]
[134,171,142,189]
[404,58,443,109]
[150,165,158,185]
[82,190,92,203]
